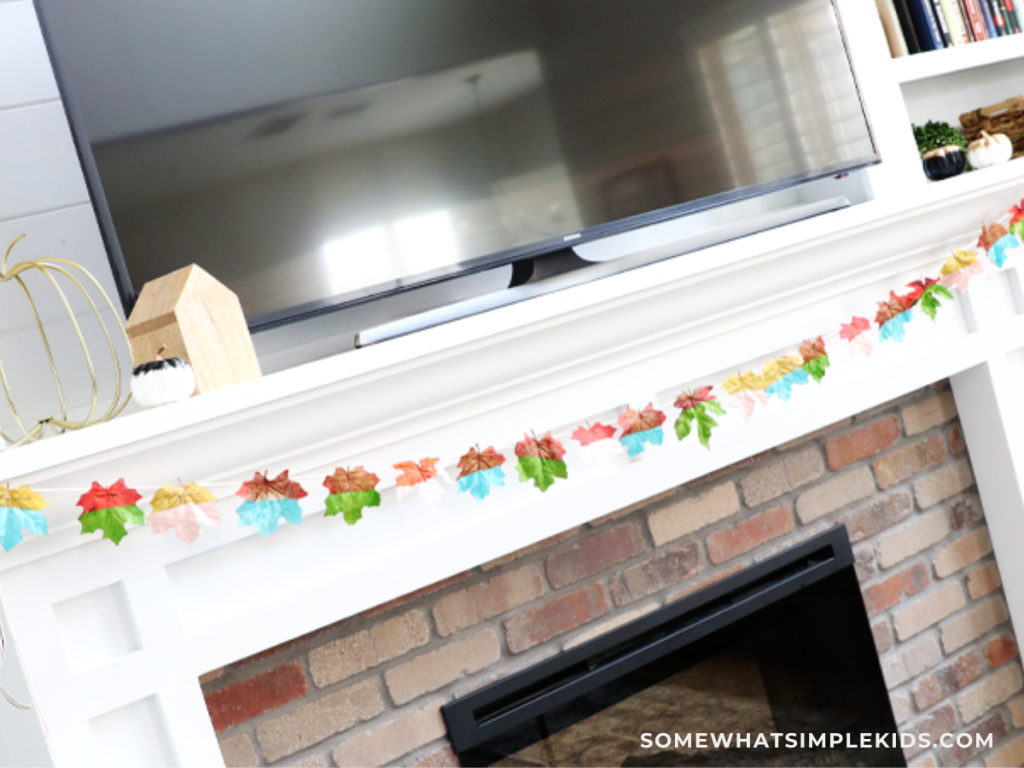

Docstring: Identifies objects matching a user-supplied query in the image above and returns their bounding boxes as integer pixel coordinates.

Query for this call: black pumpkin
[922,145,966,181]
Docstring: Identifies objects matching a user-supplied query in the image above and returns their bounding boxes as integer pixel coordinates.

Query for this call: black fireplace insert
[442,526,903,767]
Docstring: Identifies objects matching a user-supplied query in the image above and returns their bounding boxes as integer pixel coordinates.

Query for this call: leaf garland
[236,471,307,538]
[992,234,1021,269]
[763,355,808,401]
[571,422,624,467]
[840,316,873,357]
[324,466,381,524]
[722,370,768,421]
[941,249,983,292]
[77,480,144,545]
[914,281,954,321]
[516,432,567,492]
[799,337,830,383]
[617,403,666,458]
[394,458,445,510]
[978,221,1008,253]
[875,291,915,343]
[1010,200,1024,240]
[456,447,506,501]
[149,482,220,545]
[674,387,725,449]
[0,485,48,552]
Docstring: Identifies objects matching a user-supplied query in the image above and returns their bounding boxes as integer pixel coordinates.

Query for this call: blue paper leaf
[880,308,913,343]
[0,507,47,552]
[457,466,506,501]
[237,499,303,538]
[991,234,1020,268]
[620,426,664,458]
[764,369,809,402]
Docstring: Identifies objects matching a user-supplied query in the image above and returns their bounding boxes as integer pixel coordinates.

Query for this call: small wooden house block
[125,265,261,395]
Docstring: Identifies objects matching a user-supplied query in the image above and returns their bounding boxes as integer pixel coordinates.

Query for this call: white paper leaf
[579,439,625,468]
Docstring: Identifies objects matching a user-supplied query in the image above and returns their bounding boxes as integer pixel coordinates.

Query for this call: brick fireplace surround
[200,382,1024,768]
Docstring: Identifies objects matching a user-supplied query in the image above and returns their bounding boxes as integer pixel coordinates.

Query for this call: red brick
[840,492,912,543]
[206,662,308,733]
[948,424,965,454]
[949,496,983,530]
[986,635,1019,668]
[911,651,984,711]
[362,572,471,618]
[935,714,1006,768]
[825,417,900,470]
[873,435,947,490]
[862,561,931,616]
[610,542,701,606]
[546,524,645,589]
[873,621,893,654]
[706,506,794,565]
[903,704,957,760]
[666,563,745,602]
[504,583,609,654]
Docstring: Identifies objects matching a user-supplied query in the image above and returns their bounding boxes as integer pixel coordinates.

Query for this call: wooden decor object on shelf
[960,95,1024,159]
[125,265,261,396]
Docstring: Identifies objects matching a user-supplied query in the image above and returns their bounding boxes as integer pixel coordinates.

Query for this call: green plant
[913,120,969,157]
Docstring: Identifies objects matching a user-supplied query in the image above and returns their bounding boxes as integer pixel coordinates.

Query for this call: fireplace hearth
[443,527,902,767]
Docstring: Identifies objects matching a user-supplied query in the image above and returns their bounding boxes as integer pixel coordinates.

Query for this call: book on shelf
[877,0,1024,55]
[895,0,924,52]
[960,0,990,40]
[877,0,911,55]
[940,0,972,42]
[908,0,945,49]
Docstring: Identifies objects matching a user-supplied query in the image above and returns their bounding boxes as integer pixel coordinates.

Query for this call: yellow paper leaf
[0,485,49,511]
[761,355,804,385]
[941,249,978,275]
[151,483,216,513]
[722,370,766,394]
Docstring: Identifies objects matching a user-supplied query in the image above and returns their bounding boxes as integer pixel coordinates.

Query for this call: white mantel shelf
[7,176,1024,766]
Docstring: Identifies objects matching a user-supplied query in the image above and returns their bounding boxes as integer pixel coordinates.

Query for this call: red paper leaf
[799,337,827,363]
[902,277,939,305]
[457,447,506,479]
[978,222,1009,253]
[674,386,716,412]
[77,480,142,514]
[571,423,618,446]
[394,458,440,487]
[617,403,667,436]
[323,466,380,495]
[515,432,567,461]
[1012,201,1024,227]
[875,292,913,327]
[236,471,308,502]
[840,316,870,341]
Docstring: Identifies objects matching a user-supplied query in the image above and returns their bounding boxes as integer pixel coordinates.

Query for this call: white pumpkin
[967,130,1013,169]
[131,348,196,408]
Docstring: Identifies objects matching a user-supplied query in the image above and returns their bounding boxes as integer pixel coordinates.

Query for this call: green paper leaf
[802,355,830,383]
[676,402,724,449]
[918,283,954,321]
[695,404,720,449]
[675,409,694,441]
[516,456,567,492]
[325,490,381,525]
[1012,220,1024,241]
[704,399,726,417]
[79,505,144,545]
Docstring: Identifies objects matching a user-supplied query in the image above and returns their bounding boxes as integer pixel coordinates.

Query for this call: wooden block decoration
[125,265,261,395]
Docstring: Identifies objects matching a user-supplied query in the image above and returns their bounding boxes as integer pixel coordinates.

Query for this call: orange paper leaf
[394,458,440,487]
[236,471,308,502]
[324,466,380,495]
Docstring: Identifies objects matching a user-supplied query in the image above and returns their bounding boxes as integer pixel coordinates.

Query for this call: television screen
[37,0,876,329]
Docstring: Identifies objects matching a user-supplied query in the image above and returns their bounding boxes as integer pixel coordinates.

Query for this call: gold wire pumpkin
[0,234,133,449]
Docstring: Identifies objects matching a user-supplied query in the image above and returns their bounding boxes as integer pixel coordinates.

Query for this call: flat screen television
[35,0,877,332]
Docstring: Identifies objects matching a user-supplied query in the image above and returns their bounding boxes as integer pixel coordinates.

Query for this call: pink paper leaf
[149,502,221,545]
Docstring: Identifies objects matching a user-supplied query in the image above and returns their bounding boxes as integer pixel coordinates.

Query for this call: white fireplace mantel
[5,176,1024,766]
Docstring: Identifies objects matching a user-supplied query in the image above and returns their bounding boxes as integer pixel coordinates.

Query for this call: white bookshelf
[890,33,1024,83]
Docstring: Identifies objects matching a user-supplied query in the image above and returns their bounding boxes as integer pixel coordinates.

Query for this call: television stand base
[355,195,850,348]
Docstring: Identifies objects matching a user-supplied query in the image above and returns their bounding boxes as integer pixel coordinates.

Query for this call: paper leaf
[325,490,381,524]
[620,426,664,458]
[675,400,725,449]
[978,222,1009,253]
[515,432,567,462]
[728,390,768,422]
[762,356,804,386]
[764,369,809,402]
[875,292,913,328]
[417,478,446,510]
[79,505,144,545]
[237,471,307,502]
[879,308,913,343]
[324,466,380,495]
[149,502,221,545]
[394,458,440,487]
[840,316,871,341]
[1010,201,1024,229]
[0,485,49,512]
[674,386,716,412]
[77,480,142,514]
[849,334,874,358]
[941,248,979,275]
[990,234,1020,268]
[237,499,303,538]
[722,370,766,394]
[941,261,984,292]
[457,447,506,479]
[457,466,506,501]
[799,337,827,363]
[903,278,939,306]
[578,439,625,468]
[0,507,48,552]
[918,282,954,321]
[617,404,667,437]
[571,422,618,446]
[516,456,568,492]
[1012,216,1024,242]
[151,482,215,512]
